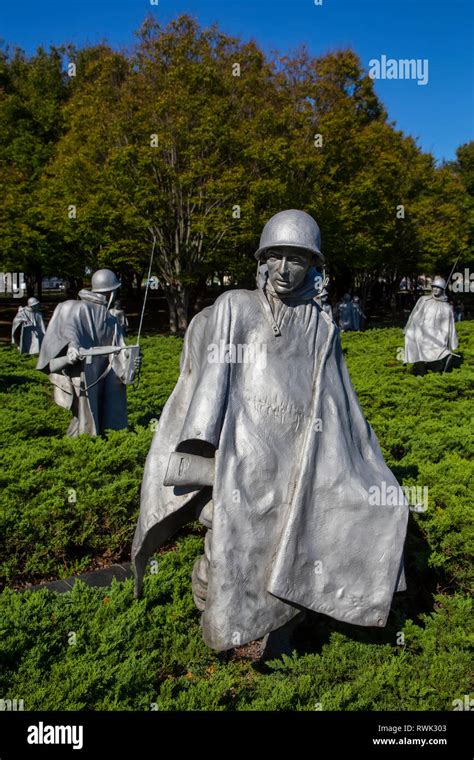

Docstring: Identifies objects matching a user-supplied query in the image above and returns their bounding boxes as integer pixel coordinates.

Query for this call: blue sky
[1,0,472,162]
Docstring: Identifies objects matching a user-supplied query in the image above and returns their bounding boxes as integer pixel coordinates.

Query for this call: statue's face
[264,247,311,294]
[432,286,443,298]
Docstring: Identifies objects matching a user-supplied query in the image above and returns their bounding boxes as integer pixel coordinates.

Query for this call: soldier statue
[11,297,46,355]
[37,269,140,436]
[404,276,459,374]
[453,300,464,323]
[315,287,333,319]
[336,293,356,331]
[132,210,408,657]
[109,299,129,335]
[352,296,366,331]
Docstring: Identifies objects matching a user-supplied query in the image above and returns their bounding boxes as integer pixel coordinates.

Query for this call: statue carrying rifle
[37,269,141,436]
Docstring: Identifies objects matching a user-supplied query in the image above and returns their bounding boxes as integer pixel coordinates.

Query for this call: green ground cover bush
[1,336,182,584]
[0,548,471,710]
[1,322,473,710]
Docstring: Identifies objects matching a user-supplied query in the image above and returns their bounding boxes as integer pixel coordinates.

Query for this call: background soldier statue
[316,287,333,318]
[336,292,356,331]
[404,276,459,374]
[132,210,408,656]
[352,295,366,331]
[110,299,129,335]
[11,297,45,355]
[453,300,464,323]
[37,269,140,436]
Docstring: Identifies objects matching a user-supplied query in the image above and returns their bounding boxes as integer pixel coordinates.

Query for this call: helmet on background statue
[255,210,324,267]
[432,276,447,290]
[27,297,40,308]
[91,269,121,293]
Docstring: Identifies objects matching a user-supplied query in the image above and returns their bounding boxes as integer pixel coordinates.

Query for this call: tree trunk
[176,288,189,333]
[135,270,145,298]
[120,270,134,297]
[24,273,35,297]
[165,292,178,334]
[35,270,43,300]
[335,267,353,300]
[66,277,83,297]
[165,287,189,334]
[190,275,208,315]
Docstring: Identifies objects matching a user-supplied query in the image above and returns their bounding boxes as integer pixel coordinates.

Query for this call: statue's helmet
[318,288,329,299]
[432,276,446,290]
[27,297,40,308]
[255,210,324,266]
[91,269,121,293]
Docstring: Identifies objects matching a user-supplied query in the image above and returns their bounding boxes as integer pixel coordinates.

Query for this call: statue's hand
[66,346,81,365]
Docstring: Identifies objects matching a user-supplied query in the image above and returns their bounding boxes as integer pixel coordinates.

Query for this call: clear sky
[1,0,473,162]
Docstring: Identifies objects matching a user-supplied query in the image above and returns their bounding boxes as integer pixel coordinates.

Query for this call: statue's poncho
[11,306,45,355]
[37,290,127,436]
[404,294,458,364]
[133,273,408,651]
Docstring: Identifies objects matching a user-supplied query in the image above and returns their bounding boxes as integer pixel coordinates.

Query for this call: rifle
[50,345,139,388]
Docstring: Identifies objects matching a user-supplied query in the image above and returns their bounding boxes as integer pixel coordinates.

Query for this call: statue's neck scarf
[78,289,109,307]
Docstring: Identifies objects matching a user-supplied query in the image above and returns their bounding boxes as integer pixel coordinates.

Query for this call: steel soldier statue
[315,287,333,319]
[133,210,408,655]
[37,269,140,436]
[11,297,46,355]
[335,293,356,331]
[352,296,366,331]
[404,276,459,374]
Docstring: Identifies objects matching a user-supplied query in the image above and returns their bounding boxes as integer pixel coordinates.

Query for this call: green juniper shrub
[0,324,472,709]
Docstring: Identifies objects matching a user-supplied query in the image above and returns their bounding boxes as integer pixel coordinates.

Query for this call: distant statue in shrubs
[315,287,333,318]
[335,293,365,332]
[37,269,141,436]
[109,299,129,335]
[453,300,464,323]
[11,297,45,355]
[335,293,355,331]
[132,210,408,658]
[404,276,459,374]
[352,296,366,331]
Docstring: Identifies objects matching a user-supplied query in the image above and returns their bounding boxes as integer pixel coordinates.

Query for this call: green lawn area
[1,323,473,710]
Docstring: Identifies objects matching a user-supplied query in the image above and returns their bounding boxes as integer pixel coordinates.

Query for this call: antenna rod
[446,253,461,289]
[137,236,156,346]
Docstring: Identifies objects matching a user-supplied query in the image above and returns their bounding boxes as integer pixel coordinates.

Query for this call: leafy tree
[0,19,471,319]
[0,45,69,295]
